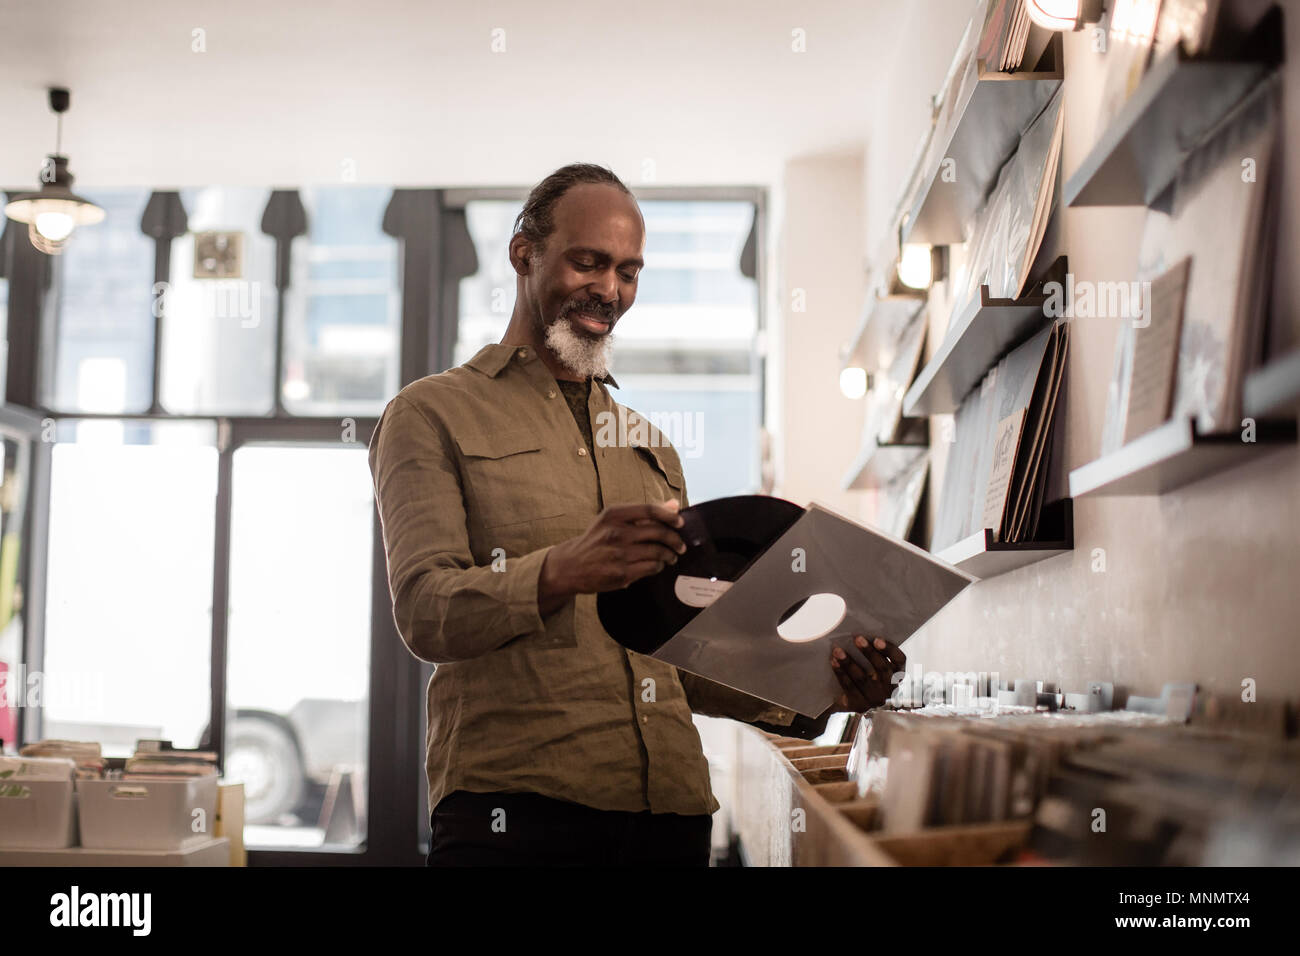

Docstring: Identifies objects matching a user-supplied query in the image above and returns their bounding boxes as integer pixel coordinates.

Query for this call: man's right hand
[538,500,688,615]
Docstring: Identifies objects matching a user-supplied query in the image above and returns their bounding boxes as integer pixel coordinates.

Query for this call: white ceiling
[0,0,911,190]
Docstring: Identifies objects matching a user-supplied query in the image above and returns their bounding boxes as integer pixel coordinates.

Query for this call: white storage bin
[77,775,219,851]
[0,777,78,849]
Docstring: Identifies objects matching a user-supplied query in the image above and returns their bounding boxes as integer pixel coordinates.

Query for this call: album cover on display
[1101,74,1280,452]
[932,320,1069,551]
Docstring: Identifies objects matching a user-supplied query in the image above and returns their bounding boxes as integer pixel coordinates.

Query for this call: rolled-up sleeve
[368,394,554,663]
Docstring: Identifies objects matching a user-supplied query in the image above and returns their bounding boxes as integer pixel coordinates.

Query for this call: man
[369,163,905,866]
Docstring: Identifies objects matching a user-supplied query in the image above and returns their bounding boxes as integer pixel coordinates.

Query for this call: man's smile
[571,310,613,335]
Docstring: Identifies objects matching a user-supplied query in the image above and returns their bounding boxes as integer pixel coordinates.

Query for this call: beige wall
[771,151,868,516]
[776,7,1300,702]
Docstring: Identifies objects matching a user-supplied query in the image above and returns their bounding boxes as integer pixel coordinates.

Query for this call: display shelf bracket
[934,499,1073,581]
[1068,417,1296,499]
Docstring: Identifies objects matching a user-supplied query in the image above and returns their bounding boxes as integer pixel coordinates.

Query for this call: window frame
[4,183,766,866]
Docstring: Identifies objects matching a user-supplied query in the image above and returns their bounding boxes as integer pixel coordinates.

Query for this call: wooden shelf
[902,57,1061,246]
[1065,50,1272,208]
[934,499,1073,580]
[1244,351,1300,419]
[842,441,927,491]
[1068,417,1297,499]
[903,260,1064,417]
[843,295,925,373]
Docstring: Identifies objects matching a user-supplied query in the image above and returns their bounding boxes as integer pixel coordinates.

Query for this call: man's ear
[508,234,534,276]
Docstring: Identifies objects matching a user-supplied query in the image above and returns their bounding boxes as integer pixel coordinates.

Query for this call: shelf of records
[841,295,932,546]
[744,682,1299,867]
[899,0,1063,247]
[901,53,1066,418]
[1068,71,1296,499]
[1065,1,1284,210]
[843,299,929,486]
[903,256,1067,418]
[842,291,925,376]
[930,320,1072,579]
[851,22,1070,576]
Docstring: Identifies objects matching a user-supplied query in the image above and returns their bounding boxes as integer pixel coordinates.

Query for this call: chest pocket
[456,430,566,530]
[633,443,685,505]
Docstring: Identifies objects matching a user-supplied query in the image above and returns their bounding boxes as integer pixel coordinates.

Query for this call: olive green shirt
[368,342,803,817]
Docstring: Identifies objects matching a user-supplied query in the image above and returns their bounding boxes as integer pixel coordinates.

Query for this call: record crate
[0,776,79,850]
[76,774,219,851]
[731,726,1033,867]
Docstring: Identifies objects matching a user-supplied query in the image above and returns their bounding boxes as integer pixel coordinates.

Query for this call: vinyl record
[597,494,805,655]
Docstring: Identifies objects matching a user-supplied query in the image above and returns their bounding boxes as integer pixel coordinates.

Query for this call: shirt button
[517,348,528,358]
[641,715,648,724]
[577,448,587,456]
[546,389,556,399]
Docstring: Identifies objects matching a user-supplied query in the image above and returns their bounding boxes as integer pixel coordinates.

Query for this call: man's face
[521,183,645,343]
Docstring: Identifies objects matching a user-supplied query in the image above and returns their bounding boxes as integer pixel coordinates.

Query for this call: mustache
[558,298,617,322]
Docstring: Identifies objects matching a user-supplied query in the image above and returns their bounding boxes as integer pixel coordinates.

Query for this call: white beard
[545,318,615,380]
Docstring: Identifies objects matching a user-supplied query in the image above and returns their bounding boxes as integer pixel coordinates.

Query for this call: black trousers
[427,789,714,866]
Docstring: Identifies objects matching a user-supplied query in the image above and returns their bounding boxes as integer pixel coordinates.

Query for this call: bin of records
[0,756,78,849]
[77,774,220,852]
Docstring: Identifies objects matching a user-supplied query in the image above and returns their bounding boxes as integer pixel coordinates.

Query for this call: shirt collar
[466,342,620,389]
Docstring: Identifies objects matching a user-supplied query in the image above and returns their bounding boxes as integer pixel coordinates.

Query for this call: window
[42,420,217,752]
[7,179,434,863]
[160,188,278,415]
[616,200,761,499]
[20,184,755,864]
[455,201,524,366]
[281,188,400,416]
[225,443,372,848]
[47,188,156,413]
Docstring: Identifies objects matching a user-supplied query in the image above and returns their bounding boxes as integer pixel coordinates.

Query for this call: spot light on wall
[839,366,868,400]
[1024,0,1106,32]
[897,244,934,290]
[897,243,948,291]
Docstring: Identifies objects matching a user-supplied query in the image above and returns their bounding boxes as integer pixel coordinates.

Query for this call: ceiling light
[4,88,104,255]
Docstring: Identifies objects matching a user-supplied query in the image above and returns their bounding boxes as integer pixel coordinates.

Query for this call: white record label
[673,575,734,608]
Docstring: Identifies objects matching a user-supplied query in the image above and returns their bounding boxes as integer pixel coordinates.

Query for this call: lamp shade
[3,154,105,254]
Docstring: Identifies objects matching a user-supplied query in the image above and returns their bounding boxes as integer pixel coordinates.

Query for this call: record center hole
[776,593,847,643]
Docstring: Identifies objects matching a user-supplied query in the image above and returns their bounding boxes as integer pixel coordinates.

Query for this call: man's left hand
[829,635,905,712]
